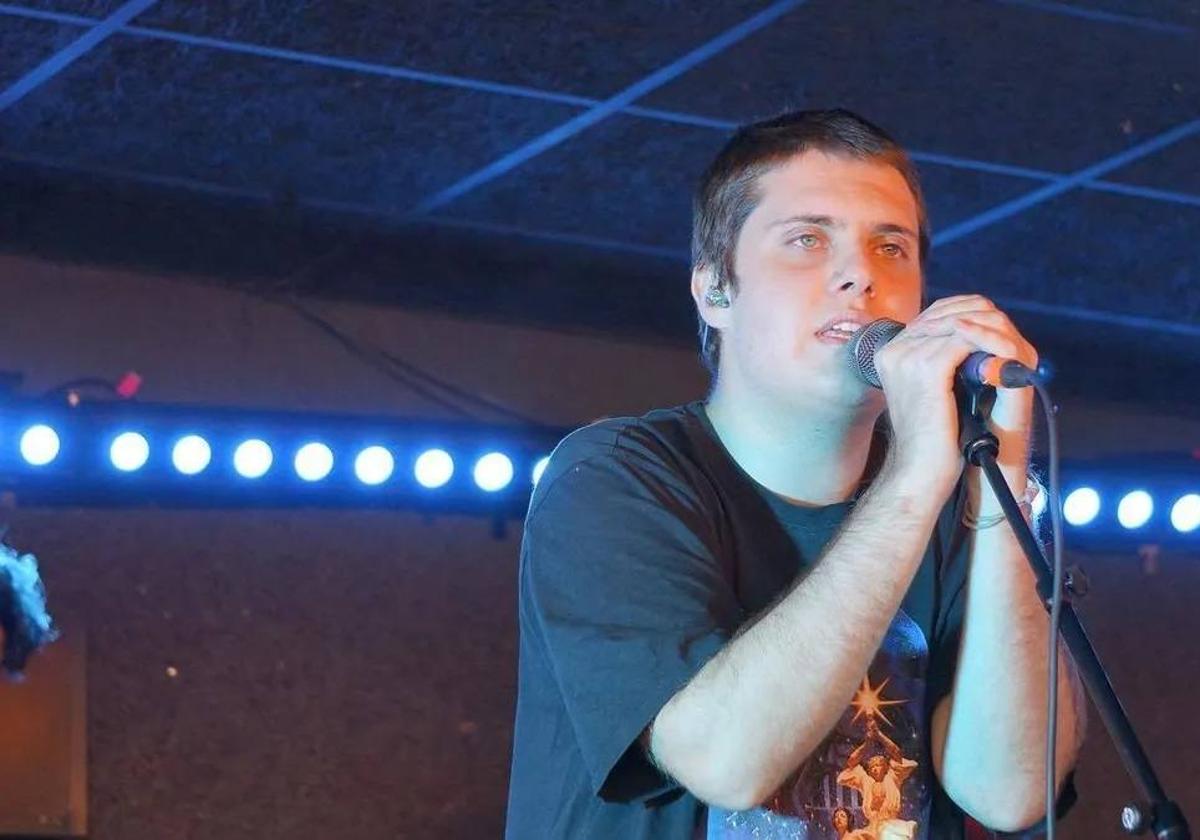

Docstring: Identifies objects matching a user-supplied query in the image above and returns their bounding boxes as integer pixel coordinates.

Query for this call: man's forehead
[752,151,918,220]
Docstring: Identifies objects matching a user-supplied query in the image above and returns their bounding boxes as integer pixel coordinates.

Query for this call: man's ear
[690,265,733,331]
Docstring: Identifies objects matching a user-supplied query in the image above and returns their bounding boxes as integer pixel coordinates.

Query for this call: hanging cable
[248,230,543,425]
[276,292,540,424]
[276,293,479,421]
[1036,382,1067,840]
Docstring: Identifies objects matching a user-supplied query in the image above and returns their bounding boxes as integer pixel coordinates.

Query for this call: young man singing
[506,109,1085,839]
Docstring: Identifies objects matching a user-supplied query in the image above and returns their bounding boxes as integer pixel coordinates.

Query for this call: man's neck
[704,375,884,507]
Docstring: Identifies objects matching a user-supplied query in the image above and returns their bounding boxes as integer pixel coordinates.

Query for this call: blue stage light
[294,442,334,482]
[532,456,551,486]
[172,435,212,475]
[110,432,150,472]
[414,449,454,489]
[354,446,394,486]
[1062,487,1100,526]
[1170,494,1200,533]
[19,424,60,466]
[233,439,273,479]
[1117,490,1153,529]
[474,452,514,492]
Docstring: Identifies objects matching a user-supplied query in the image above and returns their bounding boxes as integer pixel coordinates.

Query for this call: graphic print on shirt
[707,609,932,840]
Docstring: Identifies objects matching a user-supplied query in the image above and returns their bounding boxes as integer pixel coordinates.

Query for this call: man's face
[710,150,923,411]
[832,809,850,831]
[867,755,889,781]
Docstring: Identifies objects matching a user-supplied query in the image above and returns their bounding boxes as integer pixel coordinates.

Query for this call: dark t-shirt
[506,401,973,840]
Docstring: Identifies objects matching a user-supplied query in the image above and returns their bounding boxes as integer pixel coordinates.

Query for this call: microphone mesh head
[849,318,904,388]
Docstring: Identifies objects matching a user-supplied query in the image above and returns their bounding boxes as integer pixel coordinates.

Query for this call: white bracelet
[962,476,1042,530]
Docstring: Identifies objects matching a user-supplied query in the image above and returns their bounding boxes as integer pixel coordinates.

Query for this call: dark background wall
[1,254,1197,838]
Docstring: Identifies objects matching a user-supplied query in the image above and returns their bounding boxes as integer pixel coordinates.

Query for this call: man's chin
[832,366,884,407]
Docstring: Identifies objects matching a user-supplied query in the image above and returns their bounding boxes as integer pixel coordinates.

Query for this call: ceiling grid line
[934,117,1200,247]
[0,2,90,26]
[405,0,808,216]
[0,0,159,113]
[988,0,1196,35]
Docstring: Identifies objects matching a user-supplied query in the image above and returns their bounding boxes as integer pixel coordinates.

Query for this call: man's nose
[831,260,876,299]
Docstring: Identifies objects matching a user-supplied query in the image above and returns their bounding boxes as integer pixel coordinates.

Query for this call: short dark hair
[692,108,930,374]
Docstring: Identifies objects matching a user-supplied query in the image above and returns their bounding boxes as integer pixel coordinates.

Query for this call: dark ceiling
[1,1,1199,411]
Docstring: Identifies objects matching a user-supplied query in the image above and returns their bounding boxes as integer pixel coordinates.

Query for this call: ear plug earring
[704,287,731,308]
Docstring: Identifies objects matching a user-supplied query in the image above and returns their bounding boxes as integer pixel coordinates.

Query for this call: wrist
[874,455,958,515]
[968,456,1030,514]
[966,467,1041,527]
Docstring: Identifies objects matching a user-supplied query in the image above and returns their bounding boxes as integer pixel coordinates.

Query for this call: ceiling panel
[642,0,1200,172]
[135,0,771,98]
[1035,0,1200,29]
[0,33,582,210]
[1104,134,1200,196]
[929,187,1200,332]
[14,0,125,15]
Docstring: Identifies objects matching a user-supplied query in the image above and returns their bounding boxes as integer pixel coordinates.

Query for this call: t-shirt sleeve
[519,433,744,803]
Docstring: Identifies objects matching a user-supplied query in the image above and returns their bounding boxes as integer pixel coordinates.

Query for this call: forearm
[936,458,1086,830]
[650,464,947,809]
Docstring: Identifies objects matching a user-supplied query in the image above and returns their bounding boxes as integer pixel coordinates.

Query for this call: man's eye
[878,242,908,258]
[792,233,822,249]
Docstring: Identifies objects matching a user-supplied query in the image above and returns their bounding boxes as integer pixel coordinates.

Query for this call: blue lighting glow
[532,456,551,486]
[1062,487,1100,526]
[294,442,334,482]
[172,435,212,475]
[19,424,60,466]
[1117,490,1153,529]
[474,452,514,492]
[233,439,273,479]
[414,449,454,489]
[354,445,394,486]
[110,432,150,472]
[1169,494,1200,533]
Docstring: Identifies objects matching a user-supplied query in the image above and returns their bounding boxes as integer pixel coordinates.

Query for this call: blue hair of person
[0,537,58,677]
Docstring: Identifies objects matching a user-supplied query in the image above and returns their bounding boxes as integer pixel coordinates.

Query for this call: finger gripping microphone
[849,318,1044,390]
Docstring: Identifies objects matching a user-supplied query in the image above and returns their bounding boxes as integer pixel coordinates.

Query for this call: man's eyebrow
[768,214,842,229]
[766,216,918,240]
[874,222,919,240]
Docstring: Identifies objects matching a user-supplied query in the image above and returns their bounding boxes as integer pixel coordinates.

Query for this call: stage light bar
[12,399,1191,542]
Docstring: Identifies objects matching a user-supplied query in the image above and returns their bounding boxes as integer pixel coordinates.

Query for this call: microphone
[848,318,1044,390]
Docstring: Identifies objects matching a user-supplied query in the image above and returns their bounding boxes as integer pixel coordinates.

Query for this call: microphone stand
[958,382,1190,840]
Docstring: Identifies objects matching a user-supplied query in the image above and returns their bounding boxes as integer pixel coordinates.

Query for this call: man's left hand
[906,295,1037,467]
